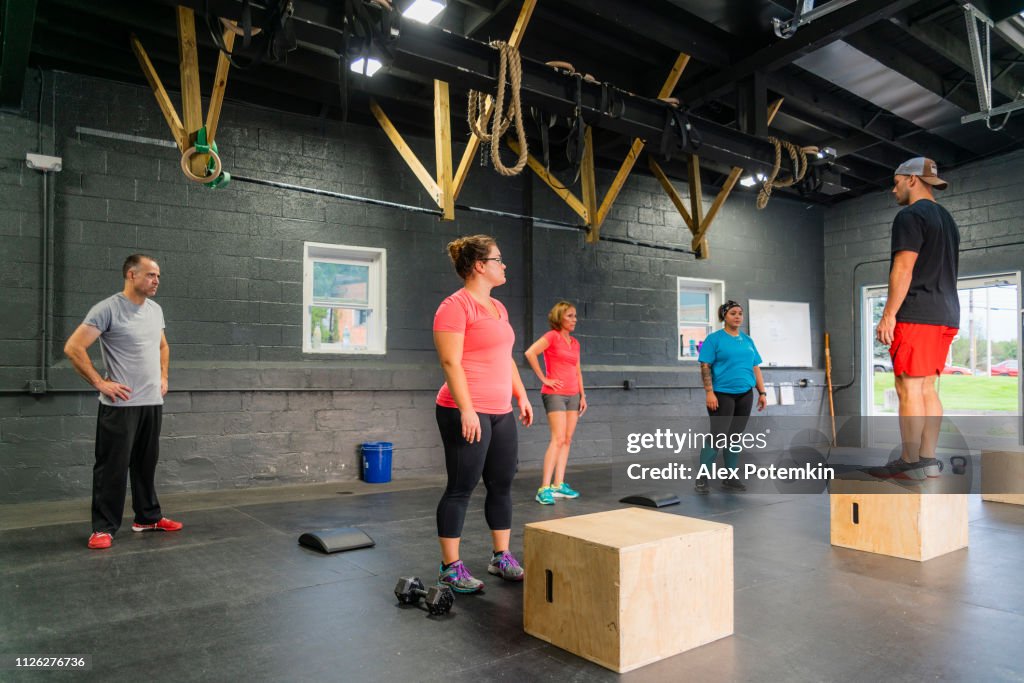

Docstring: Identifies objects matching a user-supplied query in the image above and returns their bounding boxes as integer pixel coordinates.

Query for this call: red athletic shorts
[890,322,958,377]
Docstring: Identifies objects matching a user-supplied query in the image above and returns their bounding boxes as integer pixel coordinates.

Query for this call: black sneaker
[695,477,710,494]
[867,458,926,481]
[721,479,747,492]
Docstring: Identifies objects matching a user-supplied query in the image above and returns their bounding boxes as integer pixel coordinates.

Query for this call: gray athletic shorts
[542,393,581,413]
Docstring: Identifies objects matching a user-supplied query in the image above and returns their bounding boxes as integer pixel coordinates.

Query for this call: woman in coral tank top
[524,301,587,505]
[433,234,533,594]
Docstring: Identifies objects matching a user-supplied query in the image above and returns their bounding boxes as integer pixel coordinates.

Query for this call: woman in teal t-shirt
[695,300,768,494]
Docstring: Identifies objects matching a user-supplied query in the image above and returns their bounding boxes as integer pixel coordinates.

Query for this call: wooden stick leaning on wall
[825,332,837,447]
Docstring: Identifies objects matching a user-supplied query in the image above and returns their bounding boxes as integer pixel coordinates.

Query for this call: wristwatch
[758,391,767,396]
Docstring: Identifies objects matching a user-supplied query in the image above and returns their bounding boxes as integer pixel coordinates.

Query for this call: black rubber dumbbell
[394,577,454,615]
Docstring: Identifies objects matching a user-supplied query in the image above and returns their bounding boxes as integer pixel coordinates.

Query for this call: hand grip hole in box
[852,502,859,525]
[545,569,553,603]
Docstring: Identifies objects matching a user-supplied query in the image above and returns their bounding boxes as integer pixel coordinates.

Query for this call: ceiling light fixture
[350,57,383,77]
[403,0,446,24]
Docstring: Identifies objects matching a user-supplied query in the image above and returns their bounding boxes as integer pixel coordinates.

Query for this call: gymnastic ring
[180,146,223,184]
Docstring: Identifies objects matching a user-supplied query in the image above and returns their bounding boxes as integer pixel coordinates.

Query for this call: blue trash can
[362,441,393,483]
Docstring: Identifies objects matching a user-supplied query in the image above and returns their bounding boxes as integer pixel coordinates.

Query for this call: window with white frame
[303,242,387,355]
[677,277,724,361]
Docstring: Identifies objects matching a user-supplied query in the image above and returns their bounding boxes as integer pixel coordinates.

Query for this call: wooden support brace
[648,157,695,233]
[205,23,236,143]
[130,35,187,152]
[687,154,708,256]
[370,98,441,204]
[595,138,644,228]
[691,98,785,256]
[581,127,599,243]
[434,80,454,220]
[176,7,207,176]
[506,0,537,49]
[508,139,589,222]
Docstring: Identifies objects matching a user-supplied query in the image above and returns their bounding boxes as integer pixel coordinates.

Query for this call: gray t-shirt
[84,293,165,407]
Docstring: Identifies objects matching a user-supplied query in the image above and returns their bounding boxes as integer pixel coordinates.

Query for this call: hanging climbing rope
[756,136,819,209]
[467,40,528,176]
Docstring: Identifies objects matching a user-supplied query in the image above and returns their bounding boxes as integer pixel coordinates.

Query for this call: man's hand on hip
[96,380,131,402]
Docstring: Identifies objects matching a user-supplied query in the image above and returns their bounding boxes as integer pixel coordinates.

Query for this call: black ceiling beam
[847,140,922,171]
[819,131,881,158]
[529,4,663,68]
[775,100,859,139]
[831,156,892,188]
[681,0,919,107]
[889,13,1024,105]
[843,30,1024,143]
[461,0,513,37]
[555,0,733,68]
[0,0,39,109]
[766,70,965,165]
[736,71,768,138]
[453,0,504,13]
[31,26,341,109]
[45,0,434,107]
[149,0,347,51]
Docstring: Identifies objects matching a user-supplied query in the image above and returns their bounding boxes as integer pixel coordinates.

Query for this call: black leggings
[707,389,754,445]
[435,406,519,538]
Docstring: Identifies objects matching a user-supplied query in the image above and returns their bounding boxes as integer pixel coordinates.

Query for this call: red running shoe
[88,532,112,549]
[131,517,183,532]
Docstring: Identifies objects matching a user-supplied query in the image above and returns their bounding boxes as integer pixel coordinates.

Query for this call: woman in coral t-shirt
[524,301,587,505]
[433,234,533,594]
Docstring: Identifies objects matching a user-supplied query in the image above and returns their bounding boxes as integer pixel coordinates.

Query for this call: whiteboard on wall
[748,299,813,368]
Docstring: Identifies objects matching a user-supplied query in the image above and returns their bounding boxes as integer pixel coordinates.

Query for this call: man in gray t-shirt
[64,254,182,549]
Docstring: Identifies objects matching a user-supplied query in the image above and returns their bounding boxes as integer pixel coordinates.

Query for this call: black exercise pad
[298,527,376,553]
[619,492,681,508]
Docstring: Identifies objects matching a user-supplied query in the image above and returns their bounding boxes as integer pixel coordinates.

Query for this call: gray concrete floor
[2,464,1023,682]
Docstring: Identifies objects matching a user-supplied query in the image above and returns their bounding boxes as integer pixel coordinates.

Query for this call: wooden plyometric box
[981,450,1024,505]
[523,507,733,673]
[829,480,968,561]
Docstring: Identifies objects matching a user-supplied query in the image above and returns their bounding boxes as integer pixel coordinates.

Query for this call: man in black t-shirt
[873,157,960,481]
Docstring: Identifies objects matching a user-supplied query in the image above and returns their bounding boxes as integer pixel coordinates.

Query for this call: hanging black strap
[270,2,297,62]
[565,74,586,181]
[659,107,701,161]
[334,0,399,122]
[240,0,253,47]
[532,108,551,171]
[603,83,625,119]
[204,0,296,70]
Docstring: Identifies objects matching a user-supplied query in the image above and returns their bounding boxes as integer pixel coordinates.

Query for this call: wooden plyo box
[523,508,733,673]
[829,481,968,561]
[981,450,1024,505]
